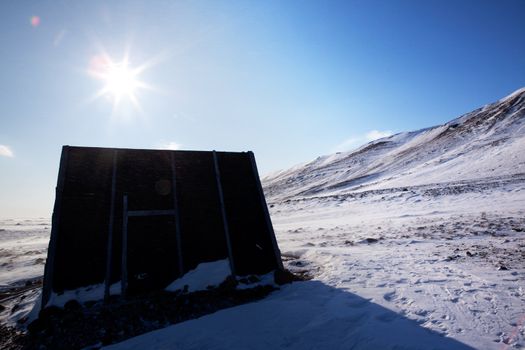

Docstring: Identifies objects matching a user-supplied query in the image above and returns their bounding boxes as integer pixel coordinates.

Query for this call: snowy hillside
[263,88,525,200]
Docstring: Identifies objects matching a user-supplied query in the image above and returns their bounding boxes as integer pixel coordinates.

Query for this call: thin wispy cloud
[0,144,14,158]
[331,130,393,153]
[157,141,181,150]
[331,137,361,153]
[53,29,67,47]
[365,130,393,141]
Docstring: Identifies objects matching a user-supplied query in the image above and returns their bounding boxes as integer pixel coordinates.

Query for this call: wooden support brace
[104,150,118,301]
[213,151,236,277]
[170,152,184,276]
[121,194,128,297]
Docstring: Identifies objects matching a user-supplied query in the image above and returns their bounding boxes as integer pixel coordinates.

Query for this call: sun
[88,52,151,112]
[104,62,139,100]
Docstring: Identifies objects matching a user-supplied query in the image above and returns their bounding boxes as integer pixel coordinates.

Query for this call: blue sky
[1,0,524,218]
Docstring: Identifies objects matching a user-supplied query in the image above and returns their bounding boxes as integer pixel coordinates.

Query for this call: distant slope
[263,88,525,201]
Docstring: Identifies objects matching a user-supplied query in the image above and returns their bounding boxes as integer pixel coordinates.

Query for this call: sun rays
[88,50,155,114]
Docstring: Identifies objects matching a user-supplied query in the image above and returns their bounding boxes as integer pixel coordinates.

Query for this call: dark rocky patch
[0,278,42,305]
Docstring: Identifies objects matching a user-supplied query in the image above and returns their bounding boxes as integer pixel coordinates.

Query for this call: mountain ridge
[263,88,525,201]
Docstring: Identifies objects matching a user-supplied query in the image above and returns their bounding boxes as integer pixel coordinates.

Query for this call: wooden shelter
[42,146,282,307]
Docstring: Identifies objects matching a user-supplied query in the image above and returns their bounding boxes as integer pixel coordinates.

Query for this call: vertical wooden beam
[104,150,118,301]
[170,152,184,276]
[121,194,128,297]
[248,151,284,270]
[42,146,70,309]
[212,151,236,276]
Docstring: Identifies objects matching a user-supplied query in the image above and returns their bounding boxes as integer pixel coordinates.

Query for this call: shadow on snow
[106,280,475,350]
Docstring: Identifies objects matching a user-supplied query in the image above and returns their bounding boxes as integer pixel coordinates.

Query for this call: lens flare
[30,16,40,27]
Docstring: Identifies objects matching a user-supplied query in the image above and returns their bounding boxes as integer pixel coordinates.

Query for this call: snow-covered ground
[2,178,523,349]
[0,219,48,329]
[271,177,525,349]
[0,218,49,286]
[0,218,49,327]
[103,175,525,350]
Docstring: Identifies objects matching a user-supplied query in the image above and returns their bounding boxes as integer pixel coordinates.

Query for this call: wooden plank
[42,146,70,309]
[213,151,236,276]
[104,150,118,301]
[248,151,284,270]
[121,194,128,297]
[170,152,184,276]
[127,209,176,217]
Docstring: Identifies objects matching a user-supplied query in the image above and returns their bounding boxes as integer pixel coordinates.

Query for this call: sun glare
[89,52,152,112]
[105,63,139,99]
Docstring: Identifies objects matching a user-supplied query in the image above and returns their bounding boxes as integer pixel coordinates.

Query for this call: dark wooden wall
[42,146,282,306]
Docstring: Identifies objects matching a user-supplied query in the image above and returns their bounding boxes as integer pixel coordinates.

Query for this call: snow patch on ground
[165,259,231,293]
[4,288,41,327]
[47,282,121,308]
[236,272,276,290]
